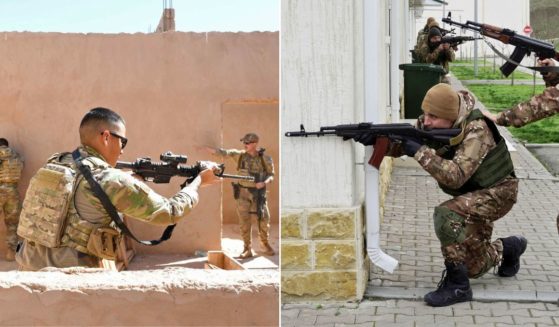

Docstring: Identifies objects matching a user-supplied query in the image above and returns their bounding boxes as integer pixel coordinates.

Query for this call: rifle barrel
[285,131,336,137]
[220,173,255,181]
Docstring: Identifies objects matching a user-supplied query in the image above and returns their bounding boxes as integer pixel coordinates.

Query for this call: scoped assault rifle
[116,151,255,185]
[285,123,462,169]
[442,12,559,77]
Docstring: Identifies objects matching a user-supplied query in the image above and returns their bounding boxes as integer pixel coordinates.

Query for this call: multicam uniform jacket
[17,146,200,270]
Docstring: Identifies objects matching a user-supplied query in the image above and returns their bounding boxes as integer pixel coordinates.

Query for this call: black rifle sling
[72,149,176,246]
[484,39,559,74]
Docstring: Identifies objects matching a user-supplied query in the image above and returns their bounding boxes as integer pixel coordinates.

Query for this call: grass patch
[452,59,490,65]
[450,65,534,80]
[466,84,559,143]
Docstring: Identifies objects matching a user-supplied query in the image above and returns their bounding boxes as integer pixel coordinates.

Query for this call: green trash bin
[399,63,446,119]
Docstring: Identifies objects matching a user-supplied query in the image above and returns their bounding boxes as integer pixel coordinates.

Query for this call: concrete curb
[365,286,559,304]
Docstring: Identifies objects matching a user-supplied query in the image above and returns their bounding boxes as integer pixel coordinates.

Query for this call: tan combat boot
[261,241,275,256]
[239,245,253,259]
[5,249,15,262]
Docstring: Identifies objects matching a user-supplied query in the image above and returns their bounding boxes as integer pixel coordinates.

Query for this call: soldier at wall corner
[15,107,220,270]
[0,138,24,262]
[354,83,527,307]
[202,133,275,259]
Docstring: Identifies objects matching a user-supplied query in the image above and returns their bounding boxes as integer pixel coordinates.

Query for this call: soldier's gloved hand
[349,133,376,146]
[403,139,422,157]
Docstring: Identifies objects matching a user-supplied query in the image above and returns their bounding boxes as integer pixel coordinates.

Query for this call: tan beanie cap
[421,83,460,121]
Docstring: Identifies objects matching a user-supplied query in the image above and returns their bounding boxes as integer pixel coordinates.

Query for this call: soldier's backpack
[17,153,76,248]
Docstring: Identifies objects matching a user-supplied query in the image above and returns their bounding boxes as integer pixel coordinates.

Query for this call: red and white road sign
[523,25,532,35]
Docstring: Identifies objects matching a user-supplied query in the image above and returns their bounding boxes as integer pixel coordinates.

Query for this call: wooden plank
[206,251,245,270]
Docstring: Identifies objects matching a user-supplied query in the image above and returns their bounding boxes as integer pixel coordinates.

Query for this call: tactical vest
[436,109,515,196]
[236,149,272,187]
[17,152,112,255]
[0,147,23,184]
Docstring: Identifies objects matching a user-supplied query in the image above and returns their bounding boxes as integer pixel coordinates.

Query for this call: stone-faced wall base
[281,206,368,301]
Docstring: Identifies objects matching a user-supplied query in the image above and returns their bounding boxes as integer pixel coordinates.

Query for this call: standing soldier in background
[0,138,24,261]
[416,25,455,79]
[415,17,437,54]
[202,133,275,258]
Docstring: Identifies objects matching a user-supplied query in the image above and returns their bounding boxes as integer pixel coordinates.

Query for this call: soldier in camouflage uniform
[484,59,559,127]
[357,84,527,307]
[484,58,559,235]
[0,138,24,261]
[203,133,275,259]
[416,26,455,74]
[413,17,438,62]
[416,17,437,48]
[15,107,219,270]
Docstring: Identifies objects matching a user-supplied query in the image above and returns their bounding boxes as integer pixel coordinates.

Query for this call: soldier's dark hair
[0,138,8,146]
[80,107,125,129]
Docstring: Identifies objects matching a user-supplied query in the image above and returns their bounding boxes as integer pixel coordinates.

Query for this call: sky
[0,0,279,33]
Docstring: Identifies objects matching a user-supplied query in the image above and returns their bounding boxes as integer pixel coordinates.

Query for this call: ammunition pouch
[232,183,241,200]
[86,227,121,261]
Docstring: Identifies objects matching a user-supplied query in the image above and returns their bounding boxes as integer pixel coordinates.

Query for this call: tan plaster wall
[0,31,278,256]
[0,268,279,326]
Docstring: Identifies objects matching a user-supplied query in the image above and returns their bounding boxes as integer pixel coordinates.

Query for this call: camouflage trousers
[236,187,270,247]
[0,184,21,251]
[437,177,518,279]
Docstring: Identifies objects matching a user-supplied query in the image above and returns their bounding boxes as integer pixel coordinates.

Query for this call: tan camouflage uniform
[214,148,274,249]
[414,91,518,278]
[495,79,559,234]
[16,146,200,270]
[414,19,440,61]
[496,85,559,128]
[0,145,23,252]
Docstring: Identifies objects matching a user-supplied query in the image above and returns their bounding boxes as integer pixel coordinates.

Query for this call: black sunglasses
[103,131,128,149]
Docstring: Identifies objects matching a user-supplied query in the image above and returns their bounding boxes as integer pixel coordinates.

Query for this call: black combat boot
[424,262,473,307]
[498,235,528,277]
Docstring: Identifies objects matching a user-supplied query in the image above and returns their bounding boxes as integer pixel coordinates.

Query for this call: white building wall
[281,0,362,208]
